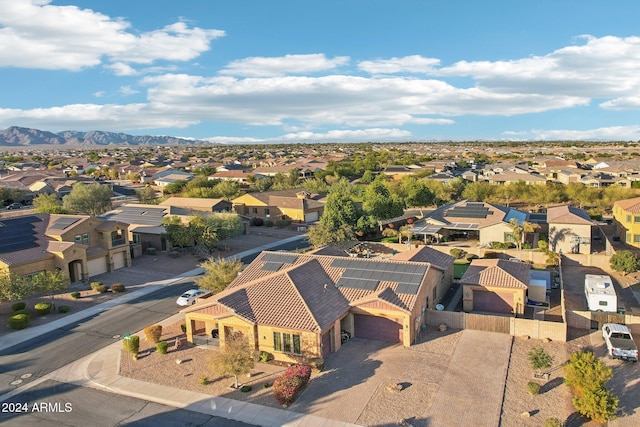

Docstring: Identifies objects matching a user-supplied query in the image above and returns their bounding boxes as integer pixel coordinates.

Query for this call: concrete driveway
[290,328,512,427]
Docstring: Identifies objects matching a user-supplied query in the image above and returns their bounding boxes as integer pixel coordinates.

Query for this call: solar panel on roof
[395,283,419,295]
[261,262,283,271]
[49,217,80,230]
[262,252,298,263]
[337,277,379,290]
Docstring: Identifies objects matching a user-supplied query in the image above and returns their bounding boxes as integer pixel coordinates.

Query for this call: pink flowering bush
[273,364,312,405]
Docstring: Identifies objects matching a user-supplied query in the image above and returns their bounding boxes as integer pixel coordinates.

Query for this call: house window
[273,331,302,355]
[82,233,89,244]
[627,215,632,223]
[74,234,82,244]
[634,235,640,243]
[132,233,141,244]
[74,234,88,244]
[111,229,125,246]
[635,216,640,223]
[252,207,258,214]
[265,208,270,215]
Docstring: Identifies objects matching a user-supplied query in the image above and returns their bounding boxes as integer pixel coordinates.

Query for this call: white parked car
[176,289,211,306]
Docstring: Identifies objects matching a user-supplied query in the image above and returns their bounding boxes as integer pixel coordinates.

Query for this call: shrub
[544,417,563,427]
[307,357,325,372]
[449,248,466,259]
[111,283,126,293]
[252,217,264,226]
[123,335,140,355]
[12,309,28,316]
[465,253,478,262]
[180,323,187,333]
[537,241,549,251]
[34,302,52,315]
[95,285,109,294]
[90,281,104,292]
[143,325,163,343]
[527,381,541,395]
[11,302,26,312]
[522,243,532,250]
[240,385,252,392]
[275,219,291,228]
[484,251,498,259]
[273,364,312,405]
[259,351,271,363]
[156,341,168,354]
[58,305,71,314]
[528,346,553,372]
[265,220,274,227]
[70,291,81,299]
[8,313,29,330]
[262,382,271,389]
[199,375,209,385]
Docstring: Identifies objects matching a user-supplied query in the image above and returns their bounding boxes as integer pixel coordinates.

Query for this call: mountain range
[0,126,212,146]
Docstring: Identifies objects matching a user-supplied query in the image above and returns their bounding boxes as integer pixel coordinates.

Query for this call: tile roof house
[0,214,130,283]
[232,188,325,224]
[613,196,640,249]
[546,205,594,254]
[461,259,530,315]
[184,246,453,363]
[409,200,535,247]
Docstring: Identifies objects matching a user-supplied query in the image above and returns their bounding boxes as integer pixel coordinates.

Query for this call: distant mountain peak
[0,127,214,146]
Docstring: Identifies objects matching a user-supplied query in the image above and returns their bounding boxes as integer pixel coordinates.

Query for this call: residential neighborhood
[1,139,640,426]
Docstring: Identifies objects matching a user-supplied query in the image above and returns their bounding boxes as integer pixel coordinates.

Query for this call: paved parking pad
[426,330,512,427]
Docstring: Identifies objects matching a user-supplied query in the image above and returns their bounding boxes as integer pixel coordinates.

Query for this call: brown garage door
[354,314,402,343]
[473,289,514,314]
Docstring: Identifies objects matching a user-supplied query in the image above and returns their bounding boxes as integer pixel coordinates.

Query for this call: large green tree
[62,183,113,216]
[609,250,640,275]
[196,257,243,294]
[33,193,66,214]
[362,181,404,221]
[319,178,360,229]
[135,186,158,204]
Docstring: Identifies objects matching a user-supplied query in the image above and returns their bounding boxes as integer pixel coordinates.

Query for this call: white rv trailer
[584,274,617,312]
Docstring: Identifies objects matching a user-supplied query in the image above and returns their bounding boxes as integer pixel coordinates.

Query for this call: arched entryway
[68,260,83,283]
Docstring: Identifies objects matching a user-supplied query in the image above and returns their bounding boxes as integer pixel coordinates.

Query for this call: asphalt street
[0,280,197,396]
[0,379,255,427]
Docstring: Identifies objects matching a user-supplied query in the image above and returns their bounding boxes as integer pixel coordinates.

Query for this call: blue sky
[2,1,640,144]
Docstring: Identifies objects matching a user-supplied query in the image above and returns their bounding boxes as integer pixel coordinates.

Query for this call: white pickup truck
[602,323,638,362]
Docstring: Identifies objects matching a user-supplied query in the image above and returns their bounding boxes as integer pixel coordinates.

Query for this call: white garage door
[113,252,126,270]
[304,211,319,223]
[87,257,108,277]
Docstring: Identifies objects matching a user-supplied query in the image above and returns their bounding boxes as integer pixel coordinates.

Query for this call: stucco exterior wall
[548,222,592,254]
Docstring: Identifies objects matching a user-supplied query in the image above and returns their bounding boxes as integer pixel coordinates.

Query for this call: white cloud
[203,128,412,144]
[530,125,640,141]
[437,35,640,99]
[118,86,139,96]
[220,54,350,77]
[93,91,105,98]
[358,55,440,74]
[0,0,224,71]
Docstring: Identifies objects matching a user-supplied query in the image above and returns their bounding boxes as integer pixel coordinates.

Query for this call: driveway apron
[427,330,512,427]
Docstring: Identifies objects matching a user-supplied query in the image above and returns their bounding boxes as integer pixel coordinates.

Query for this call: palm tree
[508,218,539,250]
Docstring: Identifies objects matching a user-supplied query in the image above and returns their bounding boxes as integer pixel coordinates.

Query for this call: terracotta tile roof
[546,205,593,225]
[461,259,529,289]
[392,246,455,271]
[214,259,350,332]
[421,200,510,229]
[614,196,640,214]
[210,250,439,331]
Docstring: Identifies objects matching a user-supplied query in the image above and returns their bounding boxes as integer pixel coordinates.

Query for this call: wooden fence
[426,310,566,341]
